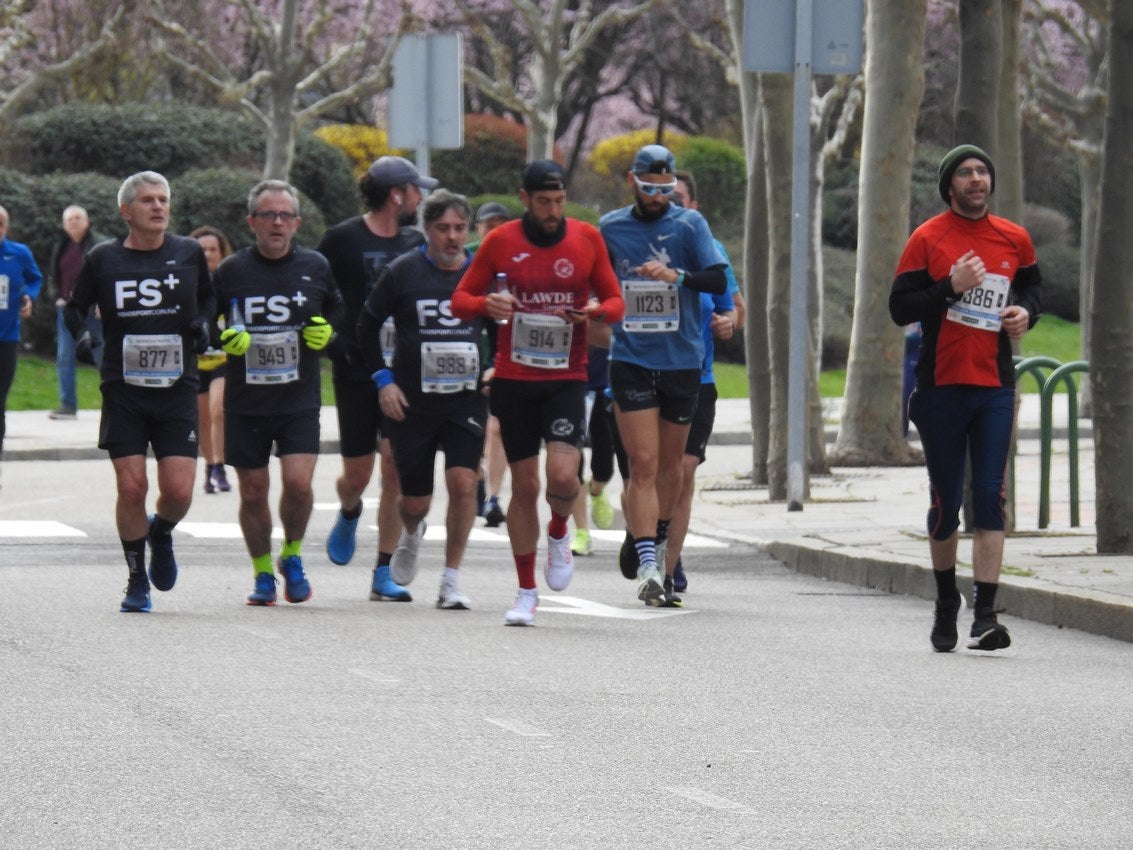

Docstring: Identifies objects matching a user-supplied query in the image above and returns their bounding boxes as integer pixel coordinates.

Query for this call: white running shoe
[504,588,539,626]
[545,532,574,591]
[436,578,471,610]
[390,521,426,585]
[636,565,666,606]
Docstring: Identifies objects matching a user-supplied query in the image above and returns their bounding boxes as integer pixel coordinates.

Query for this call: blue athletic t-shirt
[600,203,722,371]
[700,238,738,385]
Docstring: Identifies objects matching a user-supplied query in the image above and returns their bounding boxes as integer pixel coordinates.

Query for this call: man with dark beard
[319,156,437,604]
[452,161,624,627]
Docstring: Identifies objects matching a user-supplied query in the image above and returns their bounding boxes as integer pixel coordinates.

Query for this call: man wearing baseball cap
[599,143,728,608]
[452,160,624,626]
[890,144,1042,653]
[318,155,438,604]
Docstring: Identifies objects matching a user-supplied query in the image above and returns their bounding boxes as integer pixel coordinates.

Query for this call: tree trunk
[807,85,828,475]
[725,0,769,485]
[264,83,297,180]
[954,0,1001,148]
[1090,0,1133,553]
[760,73,796,500]
[828,0,924,466]
[1076,145,1103,409]
[995,0,1024,223]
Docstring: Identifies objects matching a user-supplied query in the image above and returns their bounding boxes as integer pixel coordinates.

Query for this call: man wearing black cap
[890,144,1042,653]
[599,143,728,607]
[318,155,437,604]
[452,160,624,627]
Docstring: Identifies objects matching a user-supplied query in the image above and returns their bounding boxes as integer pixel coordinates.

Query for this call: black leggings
[0,342,17,455]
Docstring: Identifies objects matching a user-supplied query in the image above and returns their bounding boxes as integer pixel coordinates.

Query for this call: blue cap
[632,144,676,175]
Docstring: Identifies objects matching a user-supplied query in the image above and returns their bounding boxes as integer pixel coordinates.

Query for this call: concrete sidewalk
[4,396,1129,643]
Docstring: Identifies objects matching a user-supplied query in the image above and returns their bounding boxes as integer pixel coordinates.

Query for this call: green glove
[303,316,334,351]
[219,327,251,356]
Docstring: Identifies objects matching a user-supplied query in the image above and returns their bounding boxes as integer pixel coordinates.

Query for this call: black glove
[75,330,101,366]
[190,317,211,355]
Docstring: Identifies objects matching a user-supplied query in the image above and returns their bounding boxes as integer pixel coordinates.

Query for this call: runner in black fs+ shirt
[212,179,345,607]
[356,189,488,611]
[63,170,215,614]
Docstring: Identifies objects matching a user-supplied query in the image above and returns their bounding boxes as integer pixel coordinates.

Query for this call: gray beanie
[938,144,995,204]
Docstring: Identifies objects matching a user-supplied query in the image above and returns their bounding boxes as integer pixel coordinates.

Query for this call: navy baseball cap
[367,156,439,189]
[521,160,567,192]
[632,144,676,175]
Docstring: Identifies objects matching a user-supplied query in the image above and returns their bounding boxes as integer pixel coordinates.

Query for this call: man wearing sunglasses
[599,144,728,607]
[212,180,344,607]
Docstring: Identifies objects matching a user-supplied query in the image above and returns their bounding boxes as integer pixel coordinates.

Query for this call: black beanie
[938,144,995,204]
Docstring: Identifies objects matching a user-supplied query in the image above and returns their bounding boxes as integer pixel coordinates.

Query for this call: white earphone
[393,194,403,205]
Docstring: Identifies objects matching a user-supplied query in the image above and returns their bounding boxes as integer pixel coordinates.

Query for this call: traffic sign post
[743,0,863,510]
[389,32,464,181]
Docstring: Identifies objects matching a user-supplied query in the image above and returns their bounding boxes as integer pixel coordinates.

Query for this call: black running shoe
[967,609,1011,651]
[930,596,961,652]
[147,515,178,592]
[618,531,639,580]
[659,575,683,608]
[483,502,505,528]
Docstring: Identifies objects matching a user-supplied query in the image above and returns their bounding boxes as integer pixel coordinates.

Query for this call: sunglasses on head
[633,175,677,197]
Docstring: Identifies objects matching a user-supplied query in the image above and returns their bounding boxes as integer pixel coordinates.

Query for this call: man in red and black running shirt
[890,144,1041,654]
[452,160,624,627]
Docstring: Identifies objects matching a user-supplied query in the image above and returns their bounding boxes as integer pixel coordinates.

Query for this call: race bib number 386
[946,273,1010,332]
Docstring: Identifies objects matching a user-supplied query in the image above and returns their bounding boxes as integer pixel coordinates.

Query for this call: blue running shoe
[326,510,360,566]
[246,571,277,606]
[672,557,687,593]
[279,555,312,603]
[370,564,412,601]
[120,572,152,613]
[147,515,178,592]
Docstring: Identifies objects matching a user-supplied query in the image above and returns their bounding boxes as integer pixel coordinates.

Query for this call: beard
[397,209,418,227]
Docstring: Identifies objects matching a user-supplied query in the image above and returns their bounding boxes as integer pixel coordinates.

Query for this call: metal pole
[786,0,813,511]
[416,35,432,187]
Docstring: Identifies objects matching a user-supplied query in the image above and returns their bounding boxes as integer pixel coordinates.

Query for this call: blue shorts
[908,385,1015,539]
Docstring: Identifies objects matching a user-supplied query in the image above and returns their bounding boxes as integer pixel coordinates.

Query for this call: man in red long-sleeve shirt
[452,160,624,626]
[890,144,1041,654]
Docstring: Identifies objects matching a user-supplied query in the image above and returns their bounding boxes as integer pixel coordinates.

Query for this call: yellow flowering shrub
[314,125,407,176]
[588,129,688,177]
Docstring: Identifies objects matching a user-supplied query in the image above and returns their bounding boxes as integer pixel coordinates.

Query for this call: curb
[766,539,1133,645]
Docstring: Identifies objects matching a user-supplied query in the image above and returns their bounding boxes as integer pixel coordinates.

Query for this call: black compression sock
[933,566,960,601]
[150,515,176,537]
[122,536,146,575]
[972,581,998,613]
[342,502,363,521]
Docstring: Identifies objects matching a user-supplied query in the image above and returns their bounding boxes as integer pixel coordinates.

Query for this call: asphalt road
[2,458,1131,848]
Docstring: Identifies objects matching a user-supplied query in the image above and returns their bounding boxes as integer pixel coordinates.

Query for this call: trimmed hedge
[5,104,262,178]
[431,114,529,196]
[1,103,356,227]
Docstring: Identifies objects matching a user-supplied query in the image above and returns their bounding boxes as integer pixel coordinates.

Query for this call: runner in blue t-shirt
[660,170,742,596]
[599,144,728,607]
